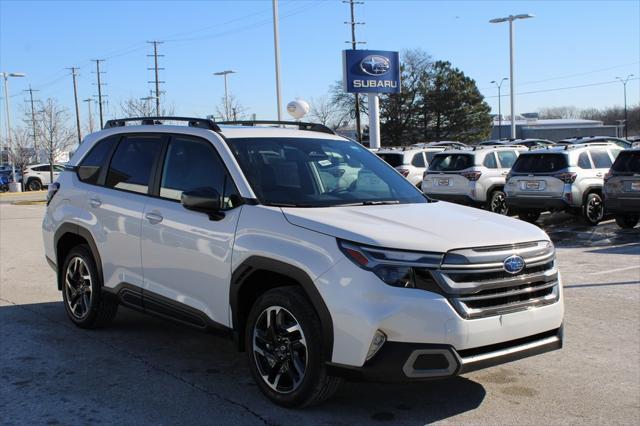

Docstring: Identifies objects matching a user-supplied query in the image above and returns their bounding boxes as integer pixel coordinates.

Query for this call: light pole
[490,13,534,139]
[83,98,94,133]
[491,78,508,139]
[213,70,236,121]
[616,74,634,138]
[1,71,26,187]
[272,0,283,121]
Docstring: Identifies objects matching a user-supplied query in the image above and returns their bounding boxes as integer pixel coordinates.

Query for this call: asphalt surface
[1,203,638,425]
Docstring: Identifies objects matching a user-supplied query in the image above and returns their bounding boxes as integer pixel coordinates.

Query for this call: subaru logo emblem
[360,55,391,76]
[503,255,525,274]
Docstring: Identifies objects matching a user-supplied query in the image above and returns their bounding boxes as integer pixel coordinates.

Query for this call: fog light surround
[366,330,387,361]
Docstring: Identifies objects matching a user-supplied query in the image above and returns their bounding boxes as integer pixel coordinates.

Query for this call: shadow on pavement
[1,300,486,424]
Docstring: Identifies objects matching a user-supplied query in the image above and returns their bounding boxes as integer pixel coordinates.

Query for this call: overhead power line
[484,77,640,98]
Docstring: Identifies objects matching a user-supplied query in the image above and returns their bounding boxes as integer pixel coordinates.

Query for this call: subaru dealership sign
[342,49,401,94]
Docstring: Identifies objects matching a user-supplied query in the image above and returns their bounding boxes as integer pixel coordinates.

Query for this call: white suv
[422,145,528,215]
[43,118,564,407]
[376,147,445,186]
[23,163,65,191]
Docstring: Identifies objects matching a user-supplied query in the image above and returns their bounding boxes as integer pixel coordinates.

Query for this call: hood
[282,201,549,253]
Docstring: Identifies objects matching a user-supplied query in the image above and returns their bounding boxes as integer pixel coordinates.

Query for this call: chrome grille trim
[456,280,558,302]
[451,285,559,319]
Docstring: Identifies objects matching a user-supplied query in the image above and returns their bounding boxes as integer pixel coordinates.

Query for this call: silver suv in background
[23,163,64,191]
[557,136,631,149]
[604,148,640,228]
[505,143,623,225]
[422,145,527,214]
[376,147,445,186]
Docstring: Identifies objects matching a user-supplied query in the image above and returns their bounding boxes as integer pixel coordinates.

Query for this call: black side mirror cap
[181,188,225,221]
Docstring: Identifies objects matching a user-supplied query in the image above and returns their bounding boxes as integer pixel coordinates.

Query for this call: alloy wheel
[491,192,508,215]
[64,256,93,320]
[252,306,308,394]
[586,196,603,223]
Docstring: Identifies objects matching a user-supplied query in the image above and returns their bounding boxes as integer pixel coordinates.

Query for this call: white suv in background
[422,145,528,214]
[43,118,563,407]
[376,147,445,186]
[23,163,64,191]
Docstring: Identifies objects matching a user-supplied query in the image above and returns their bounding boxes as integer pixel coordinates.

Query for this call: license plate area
[436,178,451,186]
[631,181,640,191]
[520,180,544,191]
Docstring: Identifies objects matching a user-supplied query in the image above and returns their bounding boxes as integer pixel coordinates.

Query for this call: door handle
[145,212,163,224]
[596,173,603,177]
[89,198,102,208]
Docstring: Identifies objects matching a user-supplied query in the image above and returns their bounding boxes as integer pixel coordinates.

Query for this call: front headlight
[338,240,443,292]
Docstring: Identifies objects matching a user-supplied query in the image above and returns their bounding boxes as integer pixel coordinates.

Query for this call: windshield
[429,153,474,171]
[226,137,427,207]
[376,152,405,167]
[512,153,568,173]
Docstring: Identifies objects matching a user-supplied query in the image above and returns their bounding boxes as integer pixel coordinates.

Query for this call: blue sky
[1,0,639,128]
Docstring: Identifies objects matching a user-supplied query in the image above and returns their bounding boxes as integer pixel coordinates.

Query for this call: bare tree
[215,94,248,121]
[538,106,580,119]
[10,127,35,175]
[308,96,348,129]
[38,98,74,182]
[119,96,175,118]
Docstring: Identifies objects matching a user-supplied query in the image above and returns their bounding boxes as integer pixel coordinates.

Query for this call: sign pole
[368,93,380,149]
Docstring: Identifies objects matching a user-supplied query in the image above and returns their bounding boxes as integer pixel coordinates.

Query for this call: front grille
[432,241,560,319]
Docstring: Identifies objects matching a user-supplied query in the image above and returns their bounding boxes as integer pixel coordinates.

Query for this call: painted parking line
[587,265,640,275]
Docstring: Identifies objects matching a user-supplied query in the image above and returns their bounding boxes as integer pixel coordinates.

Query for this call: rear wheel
[27,179,42,191]
[61,245,118,328]
[488,190,508,215]
[245,287,342,407]
[582,193,604,226]
[615,213,639,229]
[518,210,541,223]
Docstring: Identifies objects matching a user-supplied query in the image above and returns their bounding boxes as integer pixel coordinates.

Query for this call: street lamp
[1,71,26,188]
[213,70,236,121]
[491,78,508,139]
[615,74,634,138]
[490,13,534,139]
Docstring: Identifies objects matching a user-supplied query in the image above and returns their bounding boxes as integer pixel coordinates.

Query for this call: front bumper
[328,326,563,382]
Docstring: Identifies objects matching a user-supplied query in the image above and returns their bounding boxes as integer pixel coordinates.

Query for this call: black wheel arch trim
[486,184,505,201]
[54,222,104,291]
[230,256,334,360]
[582,186,603,204]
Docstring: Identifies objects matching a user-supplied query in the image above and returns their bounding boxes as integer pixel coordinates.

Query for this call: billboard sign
[342,49,401,94]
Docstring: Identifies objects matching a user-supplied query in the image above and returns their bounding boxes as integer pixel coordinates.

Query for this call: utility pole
[616,74,634,138]
[491,78,508,139]
[147,41,165,116]
[24,85,40,162]
[68,67,82,144]
[344,0,365,142]
[91,59,105,129]
[272,1,283,121]
[83,98,94,133]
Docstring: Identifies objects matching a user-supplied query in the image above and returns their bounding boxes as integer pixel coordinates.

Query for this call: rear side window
[105,135,163,194]
[577,152,592,169]
[411,153,425,167]
[483,153,498,169]
[160,136,240,208]
[377,153,404,167]
[611,151,640,173]
[429,154,474,171]
[590,150,612,168]
[497,151,518,168]
[425,151,439,163]
[78,136,118,185]
[512,153,568,173]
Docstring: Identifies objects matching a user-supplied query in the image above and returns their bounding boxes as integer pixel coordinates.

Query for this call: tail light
[461,171,482,181]
[397,168,410,177]
[553,172,577,183]
[46,182,60,206]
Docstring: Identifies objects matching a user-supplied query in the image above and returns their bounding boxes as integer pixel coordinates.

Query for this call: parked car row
[0,163,64,191]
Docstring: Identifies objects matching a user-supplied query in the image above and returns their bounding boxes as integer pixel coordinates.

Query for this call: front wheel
[488,190,509,215]
[245,287,342,407]
[27,179,42,191]
[615,213,639,229]
[518,210,541,223]
[582,193,604,226]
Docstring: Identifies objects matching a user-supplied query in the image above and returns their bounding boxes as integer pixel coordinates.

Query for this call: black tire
[27,179,42,191]
[245,286,342,408]
[615,213,639,229]
[61,244,118,328]
[488,190,508,215]
[518,210,541,223]
[582,193,604,226]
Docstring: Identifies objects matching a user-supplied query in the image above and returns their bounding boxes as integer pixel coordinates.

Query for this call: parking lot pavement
[1,203,638,425]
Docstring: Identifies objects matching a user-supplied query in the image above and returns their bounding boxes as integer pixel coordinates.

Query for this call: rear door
[509,153,568,198]
[140,134,243,326]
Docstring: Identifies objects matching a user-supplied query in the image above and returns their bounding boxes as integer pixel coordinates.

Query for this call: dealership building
[490,116,622,141]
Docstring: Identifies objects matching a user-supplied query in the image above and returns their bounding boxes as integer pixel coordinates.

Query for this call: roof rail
[103,116,221,132]
[217,120,336,135]
[472,144,526,150]
[564,142,613,150]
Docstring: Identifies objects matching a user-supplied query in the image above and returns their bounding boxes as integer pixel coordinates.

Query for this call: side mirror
[181,188,225,221]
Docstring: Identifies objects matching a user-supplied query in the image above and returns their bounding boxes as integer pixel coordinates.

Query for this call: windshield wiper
[334,200,401,207]
[266,202,315,208]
